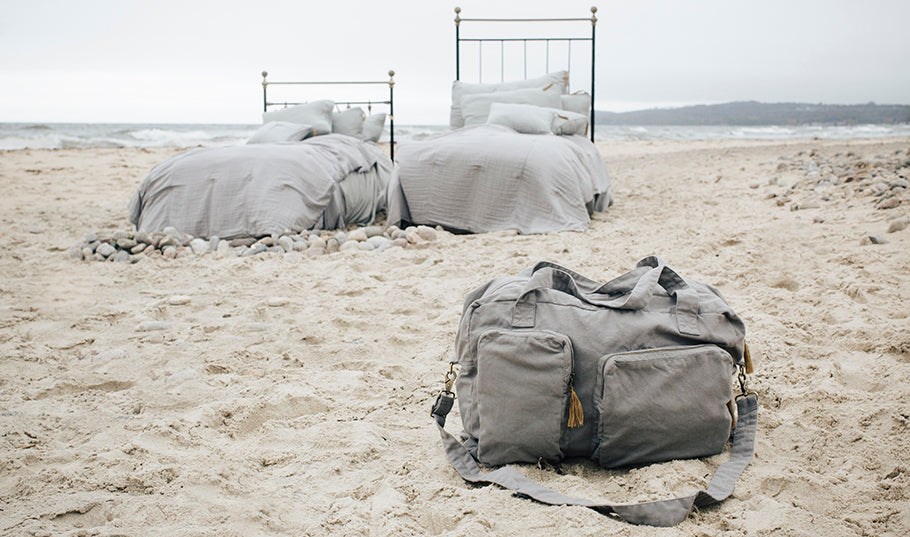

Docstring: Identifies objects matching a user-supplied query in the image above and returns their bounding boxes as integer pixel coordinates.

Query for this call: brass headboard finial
[591,6,597,24]
[388,69,395,87]
[455,6,461,25]
[261,71,268,86]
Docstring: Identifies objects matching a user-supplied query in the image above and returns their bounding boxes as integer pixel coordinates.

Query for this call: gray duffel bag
[432,256,758,526]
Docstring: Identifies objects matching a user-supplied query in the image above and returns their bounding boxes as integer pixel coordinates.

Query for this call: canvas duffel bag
[431,256,758,526]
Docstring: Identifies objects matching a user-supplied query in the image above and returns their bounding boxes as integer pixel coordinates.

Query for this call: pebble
[277,236,294,253]
[887,219,908,233]
[112,251,131,263]
[96,243,116,258]
[189,238,209,256]
[267,297,290,307]
[347,228,368,242]
[167,295,191,305]
[244,322,270,332]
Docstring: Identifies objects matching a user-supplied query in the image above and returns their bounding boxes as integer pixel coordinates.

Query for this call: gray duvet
[387,124,611,234]
[128,134,391,239]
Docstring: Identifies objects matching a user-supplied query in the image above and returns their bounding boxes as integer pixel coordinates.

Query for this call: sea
[2,122,909,150]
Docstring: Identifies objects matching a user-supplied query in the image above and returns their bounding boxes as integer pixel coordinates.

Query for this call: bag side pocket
[476,329,573,466]
[594,344,734,468]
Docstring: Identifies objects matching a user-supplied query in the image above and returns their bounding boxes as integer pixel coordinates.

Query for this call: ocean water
[1,121,909,150]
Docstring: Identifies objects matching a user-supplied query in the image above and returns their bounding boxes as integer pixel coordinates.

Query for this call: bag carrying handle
[512,257,700,336]
[431,393,758,527]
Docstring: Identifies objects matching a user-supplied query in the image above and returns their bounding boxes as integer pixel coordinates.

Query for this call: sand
[1,138,908,536]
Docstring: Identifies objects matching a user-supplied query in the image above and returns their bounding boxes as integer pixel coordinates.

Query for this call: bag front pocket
[475,329,574,466]
[594,344,735,468]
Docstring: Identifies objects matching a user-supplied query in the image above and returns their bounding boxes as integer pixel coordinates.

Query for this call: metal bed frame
[454,7,598,142]
[260,70,396,161]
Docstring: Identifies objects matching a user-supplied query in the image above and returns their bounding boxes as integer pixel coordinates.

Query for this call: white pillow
[332,107,365,137]
[461,87,563,126]
[263,99,334,135]
[246,121,316,144]
[551,109,589,136]
[361,113,386,143]
[450,71,568,128]
[486,103,554,135]
[561,91,591,115]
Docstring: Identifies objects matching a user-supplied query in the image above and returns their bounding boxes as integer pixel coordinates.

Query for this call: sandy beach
[1,137,908,536]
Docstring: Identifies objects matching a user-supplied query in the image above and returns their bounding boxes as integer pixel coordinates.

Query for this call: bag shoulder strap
[431,394,758,527]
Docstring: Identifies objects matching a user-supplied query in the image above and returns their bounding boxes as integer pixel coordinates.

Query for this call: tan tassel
[744,342,755,375]
[568,386,584,428]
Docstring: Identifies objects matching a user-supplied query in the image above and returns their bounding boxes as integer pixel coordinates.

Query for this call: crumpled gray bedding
[387,124,612,234]
[128,134,392,239]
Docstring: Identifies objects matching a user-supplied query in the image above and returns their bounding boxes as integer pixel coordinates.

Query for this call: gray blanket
[128,134,391,239]
[387,125,611,234]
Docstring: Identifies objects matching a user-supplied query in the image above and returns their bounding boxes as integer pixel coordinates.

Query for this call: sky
[1,0,909,125]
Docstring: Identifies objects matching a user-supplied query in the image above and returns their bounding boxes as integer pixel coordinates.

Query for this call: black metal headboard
[454,7,598,142]
[260,70,396,161]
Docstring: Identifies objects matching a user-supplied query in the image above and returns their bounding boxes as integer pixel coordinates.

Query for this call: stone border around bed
[67,224,440,263]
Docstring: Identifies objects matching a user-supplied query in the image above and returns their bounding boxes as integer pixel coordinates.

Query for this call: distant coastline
[596,101,910,126]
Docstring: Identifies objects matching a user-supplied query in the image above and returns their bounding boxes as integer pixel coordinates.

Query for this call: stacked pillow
[449,71,592,136]
[450,70,568,128]
[250,100,387,144]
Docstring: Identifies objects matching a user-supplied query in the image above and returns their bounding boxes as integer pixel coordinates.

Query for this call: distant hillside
[595,101,910,126]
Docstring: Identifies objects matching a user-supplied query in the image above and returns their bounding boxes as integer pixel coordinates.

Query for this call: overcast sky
[2,0,908,125]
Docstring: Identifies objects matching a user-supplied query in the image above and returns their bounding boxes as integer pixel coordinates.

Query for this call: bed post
[261,71,269,112]
[455,7,462,81]
[590,7,597,142]
[388,70,395,162]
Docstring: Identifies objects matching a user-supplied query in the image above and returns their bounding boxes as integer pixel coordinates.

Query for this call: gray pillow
[561,92,591,115]
[486,103,554,135]
[461,88,563,126]
[551,109,588,136]
[451,71,568,128]
[263,99,334,135]
[361,113,386,143]
[246,121,316,144]
[332,107,365,137]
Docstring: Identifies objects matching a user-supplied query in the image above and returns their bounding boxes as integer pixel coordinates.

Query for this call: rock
[267,246,284,254]
[391,238,408,248]
[416,225,437,241]
[340,241,360,252]
[305,246,326,257]
[113,251,131,263]
[307,235,327,249]
[278,236,294,253]
[112,230,129,240]
[116,238,138,250]
[162,246,178,259]
[82,247,94,259]
[208,236,220,251]
[163,226,180,238]
[334,231,347,244]
[406,230,423,244]
[230,237,257,248]
[131,243,147,255]
[216,240,234,257]
[84,232,98,243]
[875,197,901,210]
[813,216,825,224]
[134,231,151,244]
[244,322,270,332]
[137,321,170,332]
[347,228,368,242]
[167,295,191,305]
[363,225,383,238]
[887,219,908,233]
[358,241,376,251]
[861,235,889,245]
[890,178,909,190]
[386,225,400,237]
[67,247,84,260]
[267,297,290,307]
[96,243,116,258]
[189,238,209,256]
[259,236,275,247]
[292,241,307,252]
[326,238,340,253]
[242,243,267,257]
